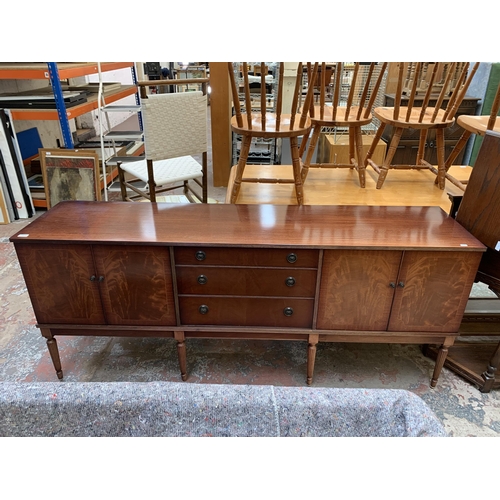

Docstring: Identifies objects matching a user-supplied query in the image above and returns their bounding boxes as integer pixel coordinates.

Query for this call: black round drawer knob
[199,305,209,315]
[195,250,206,261]
[283,307,294,317]
[285,277,296,287]
[197,275,208,285]
[286,253,297,264]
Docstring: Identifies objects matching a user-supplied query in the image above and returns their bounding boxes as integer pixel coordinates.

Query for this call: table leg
[430,336,454,388]
[307,334,319,385]
[40,328,63,380]
[174,331,187,381]
[481,340,500,393]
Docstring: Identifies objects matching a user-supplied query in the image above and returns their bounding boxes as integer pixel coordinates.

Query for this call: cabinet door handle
[398,281,405,288]
[90,275,96,282]
[197,275,208,285]
[286,253,297,264]
[283,307,294,317]
[389,282,396,288]
[199,305,209,315]
[98,276,105,283]
[195,250,206,261]
[285,277,296,287]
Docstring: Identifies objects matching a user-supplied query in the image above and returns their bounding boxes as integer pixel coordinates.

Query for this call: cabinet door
[317,250,402,331]
[92,245,176,326]
[14,243,105,325]
[388,251,482,333]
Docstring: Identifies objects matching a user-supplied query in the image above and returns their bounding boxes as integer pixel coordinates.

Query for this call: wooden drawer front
[176,267,317,297]
[174,247,319,268]
[178,297,314,328]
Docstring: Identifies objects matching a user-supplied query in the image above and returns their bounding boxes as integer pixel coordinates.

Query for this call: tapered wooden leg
[435,128,446,189]
[365,123,385,168]
[290,136,304,205]
[230,135,251,204]
[174,331,187,381]
[430,337,454,388]
[348,127,355,169]
[306,334,319,385]
[301,125,322,182]
[40,328,63,380]
[438,130,472,184]
[416,129,428,165]
[353,126,366,187]
[480,340,500,393]
[377,127,403,189]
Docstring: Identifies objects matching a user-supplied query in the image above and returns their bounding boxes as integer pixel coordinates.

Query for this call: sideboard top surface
[10,201,485,252]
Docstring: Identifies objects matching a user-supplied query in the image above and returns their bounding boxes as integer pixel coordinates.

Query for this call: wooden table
[225,163,472,212]
[11,201,485,386]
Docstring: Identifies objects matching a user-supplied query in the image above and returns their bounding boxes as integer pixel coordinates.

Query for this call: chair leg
[435,128,446,189]
[230,135,251,204]
[291,136,304,205]
[436,130,472,185]
[417,129,428,165]
[353,126,366,188]
[117,162,129,202]
[301,125,322,182]
[147,159,156,202]
[202,151,208,203]
[365,123,386,168]
[376,127,403,189]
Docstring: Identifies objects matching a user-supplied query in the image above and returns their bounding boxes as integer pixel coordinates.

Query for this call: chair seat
[120,156,202,185]
[230,113,311,137]
[457,115,500,135]
[311,105,373,127]
[374,106,455,129]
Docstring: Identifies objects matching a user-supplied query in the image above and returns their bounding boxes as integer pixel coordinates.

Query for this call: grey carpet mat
[0,382,447,437]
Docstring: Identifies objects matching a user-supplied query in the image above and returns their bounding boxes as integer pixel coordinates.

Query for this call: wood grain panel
[92,245,176,326]
[456,132,500,250]
[178,297,314,328]
[317,250,402,330]
[14,243,105,325]
[389,251,483,332]
[174,247,319,268]
[10,202,485,253]
[176,266,317,297]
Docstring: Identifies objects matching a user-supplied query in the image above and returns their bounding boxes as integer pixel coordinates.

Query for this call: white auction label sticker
[17,234,29,238]
[495,241,500,251]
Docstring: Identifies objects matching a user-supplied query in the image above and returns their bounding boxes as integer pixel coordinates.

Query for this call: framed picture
[39,149,101,209]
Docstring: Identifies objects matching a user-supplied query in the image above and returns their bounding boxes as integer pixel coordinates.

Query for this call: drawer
[174,247,319,268]
[176,267,317,297]
[178,297,314,328]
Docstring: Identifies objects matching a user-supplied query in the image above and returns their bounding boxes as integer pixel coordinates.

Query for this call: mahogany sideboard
[10,201,485,386]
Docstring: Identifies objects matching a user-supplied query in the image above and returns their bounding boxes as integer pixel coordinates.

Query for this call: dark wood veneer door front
[92,245,176,326]
[317,250,402,331]
[388,251,482,333]
[14,243,105,325]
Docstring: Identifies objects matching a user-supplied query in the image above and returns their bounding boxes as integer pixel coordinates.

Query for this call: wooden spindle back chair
[442,80,500,191]
[299,62,388,188]
[227,62,319,205]
[364,62,479,189]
